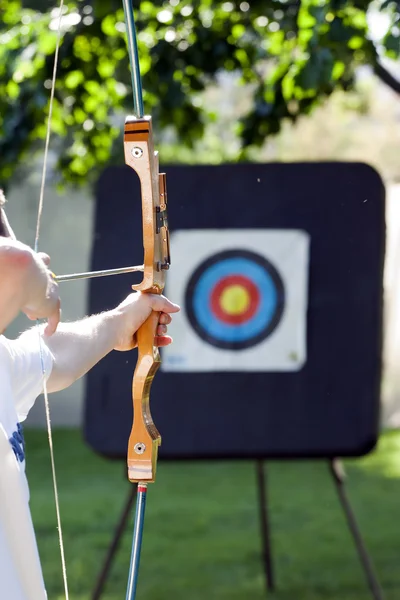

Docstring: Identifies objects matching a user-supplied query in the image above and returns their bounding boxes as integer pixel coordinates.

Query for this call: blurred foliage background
[0,0,399,187]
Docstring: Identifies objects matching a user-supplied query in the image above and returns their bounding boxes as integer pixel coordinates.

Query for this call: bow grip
[127,310,161,483]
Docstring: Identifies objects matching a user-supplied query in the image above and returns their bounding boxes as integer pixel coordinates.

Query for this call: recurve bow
[121,2,170,598]
[31,2,169,597]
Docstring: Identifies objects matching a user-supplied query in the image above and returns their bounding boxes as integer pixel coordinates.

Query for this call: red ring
[210,275,260,325]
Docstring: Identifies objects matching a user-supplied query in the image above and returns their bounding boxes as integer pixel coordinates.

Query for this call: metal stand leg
[92,485,137,600]
[256,460,274,592]
[329,459,384,600]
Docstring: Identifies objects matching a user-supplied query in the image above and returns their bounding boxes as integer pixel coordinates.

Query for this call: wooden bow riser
[124,115,170,293]
[128,312,161,483]
[124,116,170,483]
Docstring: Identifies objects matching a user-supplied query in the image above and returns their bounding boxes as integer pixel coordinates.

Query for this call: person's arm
[22,292,180,393]
[0,238,60,334]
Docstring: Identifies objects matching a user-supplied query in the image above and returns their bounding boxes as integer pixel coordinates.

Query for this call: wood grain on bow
[124,116,170,483]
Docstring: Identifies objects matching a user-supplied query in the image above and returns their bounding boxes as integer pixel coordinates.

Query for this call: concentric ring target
[185,249,285,350]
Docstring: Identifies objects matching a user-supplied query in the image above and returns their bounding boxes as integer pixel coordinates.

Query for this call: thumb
[147,294,180,314]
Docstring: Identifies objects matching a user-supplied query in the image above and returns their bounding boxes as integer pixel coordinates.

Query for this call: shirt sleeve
[2,332,54,422]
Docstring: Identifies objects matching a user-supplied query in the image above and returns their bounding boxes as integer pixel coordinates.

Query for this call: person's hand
[22,251,61,336]
[113,292,180,351]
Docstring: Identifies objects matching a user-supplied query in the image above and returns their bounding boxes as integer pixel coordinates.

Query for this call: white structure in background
[5,182,94,427]
[382,184,400,426]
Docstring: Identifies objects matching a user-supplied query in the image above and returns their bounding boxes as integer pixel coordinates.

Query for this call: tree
[0,0,399,186]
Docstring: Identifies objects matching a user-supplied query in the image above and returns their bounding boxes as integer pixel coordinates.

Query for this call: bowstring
[34,1,69,599]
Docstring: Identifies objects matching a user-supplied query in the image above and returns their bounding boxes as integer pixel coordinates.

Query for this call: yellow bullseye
[220,284,250,315]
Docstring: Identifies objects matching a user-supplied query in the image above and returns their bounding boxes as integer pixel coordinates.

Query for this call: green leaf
[140,2,156,16]
[282,73,295,100]
[37,31,57,54]
[298,9,316,29]
[6,80,19,99]
[332,60,345,80]
[231,24,246,39]
[101,15,117,37]
[65,70,85,89]
[234,48,248,67]
[73,107,86,124]
[348,36,364,49]
[97,59,115,78]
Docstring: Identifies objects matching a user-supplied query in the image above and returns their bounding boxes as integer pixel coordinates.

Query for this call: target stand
[85,162,385,599]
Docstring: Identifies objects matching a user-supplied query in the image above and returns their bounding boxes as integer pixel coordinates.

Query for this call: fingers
[156,311,173,344]
[22,273,61,335]
[43,279,61,335]
[44,301,61,337]
[158,312,172,326]
[155,335,173,347]
[38,252,51,267]
[156,311,173,339]
[157,323,167,336]
[23,303,61,336]
[148,294,180,314]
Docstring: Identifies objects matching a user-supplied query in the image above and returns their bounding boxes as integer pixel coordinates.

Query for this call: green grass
[25,429,400,600]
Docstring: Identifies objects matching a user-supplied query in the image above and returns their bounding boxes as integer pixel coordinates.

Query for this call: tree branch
[373,61,400,95]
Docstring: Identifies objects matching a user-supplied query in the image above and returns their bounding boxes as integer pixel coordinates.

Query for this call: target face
[186,250,285,350]
[162,230,310,372]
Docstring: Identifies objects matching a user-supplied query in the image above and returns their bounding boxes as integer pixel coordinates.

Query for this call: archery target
[162,230,310,372]
[186,250,285,350]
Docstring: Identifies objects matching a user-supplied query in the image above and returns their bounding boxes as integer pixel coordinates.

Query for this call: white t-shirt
[0,333,53,600]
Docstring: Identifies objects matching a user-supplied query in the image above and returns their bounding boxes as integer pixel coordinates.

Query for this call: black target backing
[84,162,384,460]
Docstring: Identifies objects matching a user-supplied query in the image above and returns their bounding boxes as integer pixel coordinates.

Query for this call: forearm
[19,291,178,393]
[22,310,122,392]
